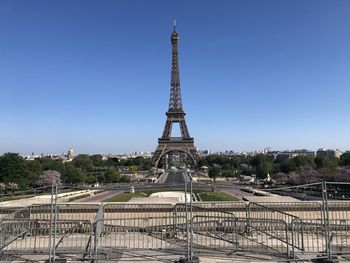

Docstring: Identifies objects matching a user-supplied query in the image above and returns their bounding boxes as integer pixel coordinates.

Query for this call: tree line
[1,151,350,190]
[0,153,151,190]
[199,152,350,184]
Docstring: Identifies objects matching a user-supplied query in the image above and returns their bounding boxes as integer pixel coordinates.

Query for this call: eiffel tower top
[168,21,183,113]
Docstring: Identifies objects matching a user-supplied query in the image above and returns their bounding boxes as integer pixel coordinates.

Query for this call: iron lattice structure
[151,25,200,168]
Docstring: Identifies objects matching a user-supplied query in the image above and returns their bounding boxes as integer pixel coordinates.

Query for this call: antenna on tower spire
[173,19,176,31]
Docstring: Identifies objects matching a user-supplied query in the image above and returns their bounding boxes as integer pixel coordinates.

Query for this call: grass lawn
[105,191,147,202]
[197,190,239,201]
[104,188,238,202]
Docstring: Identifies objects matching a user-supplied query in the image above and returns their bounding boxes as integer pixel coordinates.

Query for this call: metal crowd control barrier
[257,202,323,220]
[289,218,350,259]
[291,218,326,259]
[103,203,174,220]
[2,219,92,254]
[1,199,350,261]
[93,216,184,258]
[29,203,100,222]
[247,202,300,224]
[0,206,31,250]
[237,217,289,255]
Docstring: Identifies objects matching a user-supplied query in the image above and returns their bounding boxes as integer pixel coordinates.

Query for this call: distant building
[198,150,211,156]
[67,147,75,160]
[271,149,315,162]
[111,152,152,158]
[275,152,293,162]
[266,151,279,159]
[23,152,40,160]
[316,148,342,158]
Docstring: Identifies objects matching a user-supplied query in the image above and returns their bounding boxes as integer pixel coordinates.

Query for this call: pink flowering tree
[37,170,62,186]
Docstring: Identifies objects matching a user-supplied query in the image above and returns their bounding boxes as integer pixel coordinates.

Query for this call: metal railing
[1,192,350,261]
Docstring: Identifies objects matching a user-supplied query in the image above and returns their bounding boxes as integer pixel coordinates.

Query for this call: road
[76,190,120,202]
[163,170,189,184]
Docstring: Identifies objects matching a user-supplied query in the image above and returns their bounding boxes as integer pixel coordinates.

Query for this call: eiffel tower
[151,23,200,168]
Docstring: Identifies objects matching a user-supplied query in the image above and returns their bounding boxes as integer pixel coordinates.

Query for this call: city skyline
[1,1,350,154]
[3,146,348,158]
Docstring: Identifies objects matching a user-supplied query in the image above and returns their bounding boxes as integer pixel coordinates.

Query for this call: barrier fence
[1,189,350,261]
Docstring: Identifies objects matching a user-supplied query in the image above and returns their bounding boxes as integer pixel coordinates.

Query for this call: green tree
[197,158,208,167]
[90,154,105,167]
[104,167,120,183]
[129,165,138,173]
[239,163,253,175]
[208,166,221,179]
[64,163,86,184]
[38,158,65,174]
[221,170,234,177]
[72,154,93,172]
[340,152,350,166]
[133,157,151,170]
[315,157,339,179]
[251,154,273,179]
[0,182,5,195]
[97,173,106,183]
[222,164,231,170]
[26,160,43,186]
[120,175,131,183]
[141,161,151,171]
[0,153,29,189]
[293,155,315,169]
[280,159,298,173]
[106,157,119,168]
[86,175,98,184]
[315,157,339,169]
[273,163,281,174]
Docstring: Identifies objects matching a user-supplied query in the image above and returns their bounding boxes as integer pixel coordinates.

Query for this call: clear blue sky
[0,0,349,155]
